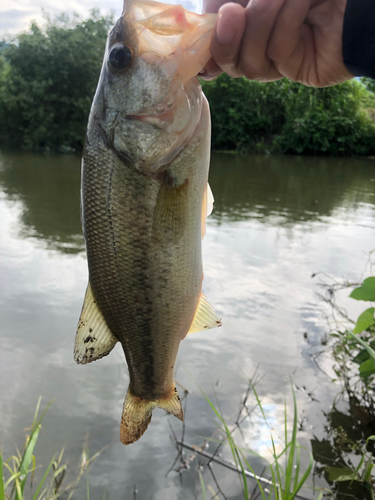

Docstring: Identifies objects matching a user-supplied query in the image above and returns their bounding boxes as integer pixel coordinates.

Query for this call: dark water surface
[0,151,374,499]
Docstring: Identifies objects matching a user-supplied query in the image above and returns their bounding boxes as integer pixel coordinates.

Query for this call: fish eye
[108,44,132,70]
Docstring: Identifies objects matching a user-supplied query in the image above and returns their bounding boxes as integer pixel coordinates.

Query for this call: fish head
[89,0,216,173]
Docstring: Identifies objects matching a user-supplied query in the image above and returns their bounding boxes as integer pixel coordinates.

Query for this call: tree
[202,75,375,156]
[0,10,113,151]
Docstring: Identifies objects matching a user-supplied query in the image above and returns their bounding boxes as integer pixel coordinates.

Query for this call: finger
[208,3,246,78]
[304,0,353,85]
[199,58,223,80]
[203,0,248,14]
[267,0,311,81]
[236,0,286,81]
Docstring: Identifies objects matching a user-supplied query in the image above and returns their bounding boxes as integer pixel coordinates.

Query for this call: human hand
[200,0,354,87]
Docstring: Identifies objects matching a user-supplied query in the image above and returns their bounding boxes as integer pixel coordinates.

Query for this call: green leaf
[359,359,375,378]
[198,470,207,500]
[15,477,23,500]
[350,278,375,301]
[4,471,21,490]
[352,348,370,364]
[31,455,56,500]
[347,331,375,369]
[326,466,358,482]
[363,459,373,482]
[364,481,375,500]
[353,308,375,333]
[17,424,41,498]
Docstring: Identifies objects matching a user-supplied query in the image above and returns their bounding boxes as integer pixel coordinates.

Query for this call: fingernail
[216,11,236,44]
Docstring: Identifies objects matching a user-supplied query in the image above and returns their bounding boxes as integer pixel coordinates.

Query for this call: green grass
[198,384,321,500]
[1,398,104,500]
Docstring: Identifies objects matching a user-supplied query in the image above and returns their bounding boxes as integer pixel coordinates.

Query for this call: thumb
[208,3,247,78]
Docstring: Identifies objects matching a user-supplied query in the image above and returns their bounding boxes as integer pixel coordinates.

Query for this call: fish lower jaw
[128,80,201,135]
[128,106,186,133]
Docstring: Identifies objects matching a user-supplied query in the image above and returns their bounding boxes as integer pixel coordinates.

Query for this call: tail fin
[120,385,183,445]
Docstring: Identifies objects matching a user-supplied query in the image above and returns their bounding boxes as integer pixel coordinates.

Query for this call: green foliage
[202,75,375,156]
[201,76,286,152]
[362,77,375,96]
[275,81,375,156]
[0,53,9,77]
[0,11,113,151]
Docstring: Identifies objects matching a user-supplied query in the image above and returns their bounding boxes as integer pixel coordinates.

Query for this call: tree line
[1,11,375,156]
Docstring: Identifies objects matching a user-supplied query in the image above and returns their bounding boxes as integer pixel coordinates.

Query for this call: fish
[73,0,221,445]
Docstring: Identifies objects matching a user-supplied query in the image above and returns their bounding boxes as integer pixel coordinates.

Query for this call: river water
[0,151,374,499]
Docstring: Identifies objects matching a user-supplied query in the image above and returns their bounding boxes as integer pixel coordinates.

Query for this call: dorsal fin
[187,293,222,334]
[74,283,118,364]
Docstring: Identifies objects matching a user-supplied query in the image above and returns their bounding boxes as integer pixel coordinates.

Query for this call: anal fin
[74,282,118,364]
[120,385,183,445]
[187,293,222,334]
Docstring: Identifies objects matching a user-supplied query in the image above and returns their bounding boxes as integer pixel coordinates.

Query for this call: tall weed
[1,398,103,500]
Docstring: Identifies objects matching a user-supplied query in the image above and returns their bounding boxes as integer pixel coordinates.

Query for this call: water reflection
[0,151,374,256]
[0,151,84,253]
[209,153,375,225]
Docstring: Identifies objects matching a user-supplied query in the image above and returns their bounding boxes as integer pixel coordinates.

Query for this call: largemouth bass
[74,0,221,445]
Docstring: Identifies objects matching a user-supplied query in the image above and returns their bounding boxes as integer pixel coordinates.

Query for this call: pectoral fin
[201,182,214,238]
[152,177,189,244]
[187,293,222,334]
[74,283,118,364]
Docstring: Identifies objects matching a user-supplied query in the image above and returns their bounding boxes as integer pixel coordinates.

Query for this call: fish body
[74,0,220,444]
